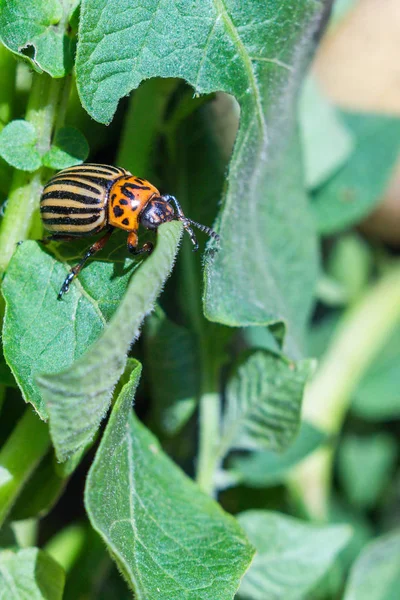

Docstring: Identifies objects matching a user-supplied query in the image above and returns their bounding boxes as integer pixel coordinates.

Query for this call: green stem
[288,263,400,519]
[45,524,86,572]
[117,78,178,178]
[0,408,50,526]
[0,73,65,274]
[172,125,221,495]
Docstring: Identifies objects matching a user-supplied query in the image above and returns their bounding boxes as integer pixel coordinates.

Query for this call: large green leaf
[76,0,324,353]
[3,222,182,460]
[85,363,255,600]
[344,530,400,600]
[312,113,400,235]
[0,547,65,600]
[0,0,77,77]
[237,511,351,600]
[219,351,313,457]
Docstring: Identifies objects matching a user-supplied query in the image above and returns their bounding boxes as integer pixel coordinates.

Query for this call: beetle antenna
[163,194,220,247]
[185,219,220,242]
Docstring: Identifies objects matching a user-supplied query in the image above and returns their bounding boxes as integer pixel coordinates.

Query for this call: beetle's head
[140,197,175,230]
[141,195,220,252]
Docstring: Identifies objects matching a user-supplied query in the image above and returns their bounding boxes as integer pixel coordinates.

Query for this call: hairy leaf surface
[85,364,255,600]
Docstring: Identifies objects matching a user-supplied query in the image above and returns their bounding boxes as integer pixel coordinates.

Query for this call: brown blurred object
[314,0,400,245]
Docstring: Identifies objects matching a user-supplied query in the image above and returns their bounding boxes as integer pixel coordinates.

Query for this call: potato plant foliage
[0,1,399,599]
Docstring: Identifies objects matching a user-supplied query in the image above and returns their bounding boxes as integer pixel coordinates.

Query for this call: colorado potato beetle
[40,164,219,298]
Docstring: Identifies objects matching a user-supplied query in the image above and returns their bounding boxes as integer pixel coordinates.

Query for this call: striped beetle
[40,164,219,298]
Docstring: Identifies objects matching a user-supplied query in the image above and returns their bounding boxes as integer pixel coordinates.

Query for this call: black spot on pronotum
[119,199,129,205]
[122,218,130,226]
[113,205,124,218]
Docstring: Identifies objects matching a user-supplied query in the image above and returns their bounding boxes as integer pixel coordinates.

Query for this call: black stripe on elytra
[43,215,101,226]
[48,173,118,190]
[40,205,102,215]
[46,178,103,195]
[60,164,122,175]
[41,191,102,204]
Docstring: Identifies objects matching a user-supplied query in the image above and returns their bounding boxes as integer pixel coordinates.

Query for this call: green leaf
[42,126,89,170]
[3,223,182,460]
[0,547,65,599]
[144,307,199,436]
[237,511,352,600]
[312,113,400,234]
[85,364,255,600]
[344,530,400,600]
[38,222,182,461]
[299,77,354,190]
[0,0,78,77]
[338,433,397,510]
[226,422,327,488]
[76,1,324,353]
[0,120,41,171]
[352,323,400,420]
[219,351,313,457]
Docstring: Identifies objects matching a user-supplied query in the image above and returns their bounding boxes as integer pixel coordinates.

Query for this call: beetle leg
[58,227,114,299]
[128,241,154,255]
[40,234,79,245]
[127,231,154,256]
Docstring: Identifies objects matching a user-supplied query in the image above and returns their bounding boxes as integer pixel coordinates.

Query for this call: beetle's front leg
[127,231,154,256]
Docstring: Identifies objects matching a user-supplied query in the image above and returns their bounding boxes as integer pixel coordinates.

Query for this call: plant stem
[0,73,65,275]
[117,77,178,179]
[288,263,400,519]
[0,408,50,526]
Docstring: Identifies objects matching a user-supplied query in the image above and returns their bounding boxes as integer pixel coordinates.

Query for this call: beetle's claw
[58,273,74,300]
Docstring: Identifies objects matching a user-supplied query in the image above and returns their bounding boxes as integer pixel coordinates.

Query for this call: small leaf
[219,350,313,457]
[144,307,199,435]
[227,422,327,488]
[237,511,352,600]
[0,120,41,171]
[37,222,182,461]
[0,547,65,599]
[338,433,397,510]
[312,112,400,234]
[0,0,78,77]
[344,529,400,600]
[42,126,89,170]
[299,76,354,190]
[85,364,255,600]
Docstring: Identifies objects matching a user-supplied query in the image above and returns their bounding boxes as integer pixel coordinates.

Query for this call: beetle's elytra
[40,164,219,298]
